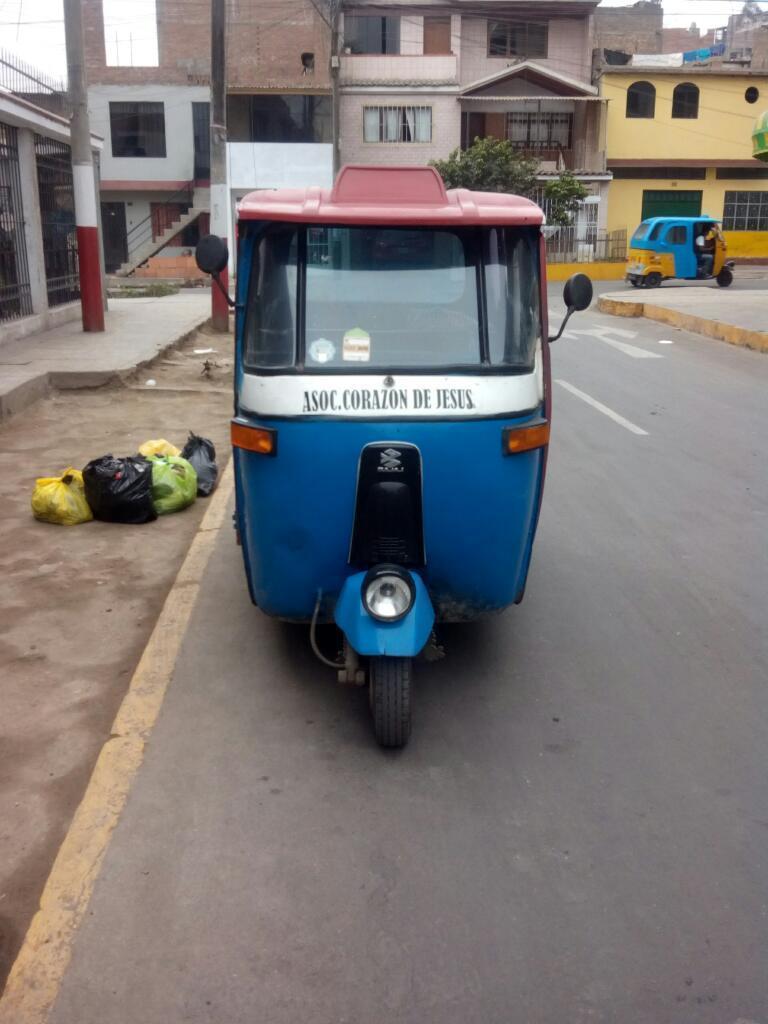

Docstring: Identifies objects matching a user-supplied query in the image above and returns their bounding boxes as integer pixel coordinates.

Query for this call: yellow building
[601,67,768,259]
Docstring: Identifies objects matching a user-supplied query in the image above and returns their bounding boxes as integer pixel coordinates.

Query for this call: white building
[0,52,102,343]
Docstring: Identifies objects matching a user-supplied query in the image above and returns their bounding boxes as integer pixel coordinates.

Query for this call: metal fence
[0,49,67,116]
[0,123,33,322]
[544,226,627,264]
[35,135,80,307]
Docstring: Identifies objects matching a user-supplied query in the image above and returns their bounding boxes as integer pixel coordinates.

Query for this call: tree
[542,171,589,226]
[430,137,539,197]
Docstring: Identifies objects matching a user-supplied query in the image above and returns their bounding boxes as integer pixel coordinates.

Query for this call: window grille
[507,112,573,149]
[0,123,33,322]
[35,134,79,308]
[722,190,768,230]
[363,106,432,143]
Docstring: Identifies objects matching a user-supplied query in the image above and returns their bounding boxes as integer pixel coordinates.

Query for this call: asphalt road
[50,309,768,1024]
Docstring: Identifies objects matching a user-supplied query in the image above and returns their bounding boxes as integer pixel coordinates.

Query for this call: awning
[460,95,607,102]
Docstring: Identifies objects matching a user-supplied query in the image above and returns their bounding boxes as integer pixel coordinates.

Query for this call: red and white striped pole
[64,0,105,332]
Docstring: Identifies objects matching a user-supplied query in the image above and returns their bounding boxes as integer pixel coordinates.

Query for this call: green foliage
[431,137,539,197]
[542,171,590,226]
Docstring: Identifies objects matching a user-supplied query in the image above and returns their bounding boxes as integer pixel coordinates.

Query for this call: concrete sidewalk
[598,285,768,352]
[0,291,211,420]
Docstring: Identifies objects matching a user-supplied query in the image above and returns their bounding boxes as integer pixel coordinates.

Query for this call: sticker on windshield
[342,328,371,363]
[308,337,336,364]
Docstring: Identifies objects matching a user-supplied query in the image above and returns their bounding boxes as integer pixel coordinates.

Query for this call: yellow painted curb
[0,461,235,1024]
[547,261,627,282]
[597,296,768,352]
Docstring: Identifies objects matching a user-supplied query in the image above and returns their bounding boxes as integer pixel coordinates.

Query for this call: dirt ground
[0,326,234,989]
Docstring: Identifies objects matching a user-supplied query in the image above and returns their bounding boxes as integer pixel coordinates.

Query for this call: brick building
[593,0,663,56]
[83,0,332,276]
[338,0,611,230]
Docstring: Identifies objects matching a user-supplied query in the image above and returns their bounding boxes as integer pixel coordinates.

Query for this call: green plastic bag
[147,455,197,515]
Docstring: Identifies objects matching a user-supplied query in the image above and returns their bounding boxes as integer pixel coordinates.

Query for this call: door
[423,16,451,54]
[641,189,702,220]
[193,101,210,183]
[100,201,127,273]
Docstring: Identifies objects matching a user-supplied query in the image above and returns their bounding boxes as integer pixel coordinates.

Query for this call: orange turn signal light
[502,420,550,456]
[231,420,277,455]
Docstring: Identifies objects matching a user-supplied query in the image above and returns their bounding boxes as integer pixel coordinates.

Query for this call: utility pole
[210,0,229,332]
[64,0,105,332]
[330,0,341,177]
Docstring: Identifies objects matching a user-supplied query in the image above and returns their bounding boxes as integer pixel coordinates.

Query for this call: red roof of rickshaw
[237,165,544,227]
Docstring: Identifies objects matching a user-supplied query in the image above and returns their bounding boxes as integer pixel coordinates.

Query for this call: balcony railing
[340,54,458,85]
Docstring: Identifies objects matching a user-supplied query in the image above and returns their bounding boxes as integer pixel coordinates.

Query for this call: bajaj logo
[378,448,403,473]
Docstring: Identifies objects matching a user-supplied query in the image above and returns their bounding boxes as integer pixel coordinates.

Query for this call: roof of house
[461,60,597,97]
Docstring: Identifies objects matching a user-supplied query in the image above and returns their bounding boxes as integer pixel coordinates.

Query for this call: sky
[0,0,765,81]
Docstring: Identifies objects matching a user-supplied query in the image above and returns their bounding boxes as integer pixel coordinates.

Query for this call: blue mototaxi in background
[196,166,592,748]
[626,216,734,289]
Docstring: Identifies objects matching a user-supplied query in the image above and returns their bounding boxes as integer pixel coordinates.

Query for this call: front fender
[334,570,435,657]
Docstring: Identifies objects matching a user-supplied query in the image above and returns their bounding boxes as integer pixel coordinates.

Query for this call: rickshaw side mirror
[195,234,236,309]
[548,273,593,343]
[563,273,593,312]
[195,234,229,275]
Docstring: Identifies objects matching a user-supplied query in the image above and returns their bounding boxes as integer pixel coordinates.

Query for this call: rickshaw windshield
[243,224,541,372]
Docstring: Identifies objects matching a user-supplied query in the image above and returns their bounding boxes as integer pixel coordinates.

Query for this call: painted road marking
[569,325,664,360]
[659,339,674,345]
[0,462,235,1024]
[555,379,649,436]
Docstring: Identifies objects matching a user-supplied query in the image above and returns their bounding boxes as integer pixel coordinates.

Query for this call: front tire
[369,657,412,748]
[716,267,733,287]
[645,272,662,288]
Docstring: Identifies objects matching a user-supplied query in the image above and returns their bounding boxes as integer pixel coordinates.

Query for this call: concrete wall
[89,84,210,185]
[227,142,333,190]
[459,17,591,87]
[340,93,461,166]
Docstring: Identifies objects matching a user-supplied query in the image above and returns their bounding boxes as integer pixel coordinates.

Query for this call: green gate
[641,189,702,219]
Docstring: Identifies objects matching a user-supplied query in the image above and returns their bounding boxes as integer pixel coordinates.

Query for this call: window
[488,20,547,58]
[631,223,652,242]
[716,167,768,180]
[612,167,706,180]
[227,95,331,143]
[343,15,400,54]
[244,226,298,369]
[722,190,768,230]
[109,102,165,157]
[671,82,699,119]
[626,81,656,119]
[423,16,451,55]
[484,229,541,368]
[648,222,664,240]
[507,112,573,149]
[244,225,542,372]
[363,106,432,143]
[665,225,688,244]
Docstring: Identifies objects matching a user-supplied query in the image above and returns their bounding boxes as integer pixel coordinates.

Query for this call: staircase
[115,185,210,277]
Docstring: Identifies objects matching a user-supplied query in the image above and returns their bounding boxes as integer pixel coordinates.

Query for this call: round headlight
[362,567,414,622]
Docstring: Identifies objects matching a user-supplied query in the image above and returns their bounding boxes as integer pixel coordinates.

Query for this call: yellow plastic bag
[31,468,93,526]
[138,438,180,458]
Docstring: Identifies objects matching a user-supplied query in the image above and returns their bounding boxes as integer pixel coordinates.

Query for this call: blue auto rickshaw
[626,216,734,288]
[196,166,591,747]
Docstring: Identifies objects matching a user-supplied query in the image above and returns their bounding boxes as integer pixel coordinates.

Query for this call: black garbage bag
[181,433,218,497]
[82,455,157,524]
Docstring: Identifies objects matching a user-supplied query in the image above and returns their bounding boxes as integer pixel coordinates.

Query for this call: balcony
[340,54,458,86]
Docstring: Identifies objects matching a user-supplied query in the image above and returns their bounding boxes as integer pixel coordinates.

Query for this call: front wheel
[369,657,412,749]
[644,272,662,288]
[716,267,733,287]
